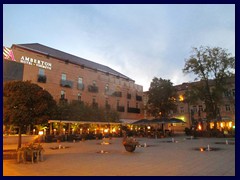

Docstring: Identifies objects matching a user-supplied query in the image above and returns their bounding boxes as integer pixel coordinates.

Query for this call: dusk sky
[3,4,235,91]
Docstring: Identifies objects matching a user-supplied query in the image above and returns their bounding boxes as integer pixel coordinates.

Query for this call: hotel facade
[3,43,144,123]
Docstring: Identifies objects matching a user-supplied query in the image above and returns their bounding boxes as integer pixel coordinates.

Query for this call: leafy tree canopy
[183,46,235,121]
[3,80,57,128]
[147,77,177,118]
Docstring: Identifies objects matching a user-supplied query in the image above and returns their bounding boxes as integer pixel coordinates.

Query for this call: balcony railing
[92,102,98,108]
[105,104,111,110]
[127,107,140,114]
[60,79,73,88]
[59,98,68,104]
[37,75,47,83]
[88,85,98,93]
[77,83,84,90]
[136,95,142,101]
[117,106,125,112]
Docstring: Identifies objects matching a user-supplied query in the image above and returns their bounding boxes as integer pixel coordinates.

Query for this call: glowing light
[147,126,151,130]
[38,131,43,135]
[198,124,202,131]
[179,95,184,101]
[229,122,232,128]
[104,129,109,133]
[220,123,224,128]
[112,128,116,132]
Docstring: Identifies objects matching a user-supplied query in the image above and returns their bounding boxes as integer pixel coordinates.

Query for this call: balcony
[88,85,98,93]
[60,79,73,88]
[77,83,84,90]
[105,104,111,110]
[59,98,68,104]
[92,102,98,108]
[127,107,140,114]
[37,75,47,83]
[112,91,122,97]
[117,106,125,112]
[136,95,142,101]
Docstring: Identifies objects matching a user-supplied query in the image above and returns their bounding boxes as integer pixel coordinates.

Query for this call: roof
[13,43,134,81]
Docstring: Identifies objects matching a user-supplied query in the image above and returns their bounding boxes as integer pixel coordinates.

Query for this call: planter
[124,144,136,152]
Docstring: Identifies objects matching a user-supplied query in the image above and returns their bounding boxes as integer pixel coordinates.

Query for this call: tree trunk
[18,127,22,149]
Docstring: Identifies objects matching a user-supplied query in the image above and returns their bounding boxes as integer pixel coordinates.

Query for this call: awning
[48,120,121,125]
[119,119,139,124]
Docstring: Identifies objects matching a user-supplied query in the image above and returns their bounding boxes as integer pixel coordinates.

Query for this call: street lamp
[38,130,44,143]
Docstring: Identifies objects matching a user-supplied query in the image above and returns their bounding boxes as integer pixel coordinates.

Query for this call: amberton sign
[3,46,52,70]
[20,56,52,70]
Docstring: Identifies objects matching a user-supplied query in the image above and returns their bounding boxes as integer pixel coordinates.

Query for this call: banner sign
[3,46,15,61]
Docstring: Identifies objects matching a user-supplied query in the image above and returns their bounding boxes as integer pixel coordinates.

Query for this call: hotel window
[93,80,96,86]
[105,99,108,106]
[61,90,66,99]
[180,107,184,113]
[39,68,45,76]
[225,105,231,112]
[61,73,66,80]
[105,84,109,91]
[77,93,81,101]
[192,106,197,113]
[198,105,203,112]
[78,77,83,84]
[232,89,235,96]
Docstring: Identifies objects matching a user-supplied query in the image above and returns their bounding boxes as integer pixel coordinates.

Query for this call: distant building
[3,43,144,122]
[143,77,235,132]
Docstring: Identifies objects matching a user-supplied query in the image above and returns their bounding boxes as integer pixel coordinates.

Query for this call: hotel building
[3,43,144,123]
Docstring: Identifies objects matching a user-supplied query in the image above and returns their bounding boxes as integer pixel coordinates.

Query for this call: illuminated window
[179,95,184,101]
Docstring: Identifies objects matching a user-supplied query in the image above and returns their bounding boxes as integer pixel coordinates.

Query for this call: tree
[183,46,235,129]
[53,100,120,123]
[147,77,178,118]
[3,81,57,148]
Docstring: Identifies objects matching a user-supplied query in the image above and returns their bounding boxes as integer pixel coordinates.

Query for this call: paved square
[3,136,235,176]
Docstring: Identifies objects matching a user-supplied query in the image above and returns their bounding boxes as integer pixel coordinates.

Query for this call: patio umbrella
[167,118,186,124]
[131,119,151,125]
[150,117,169,124]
